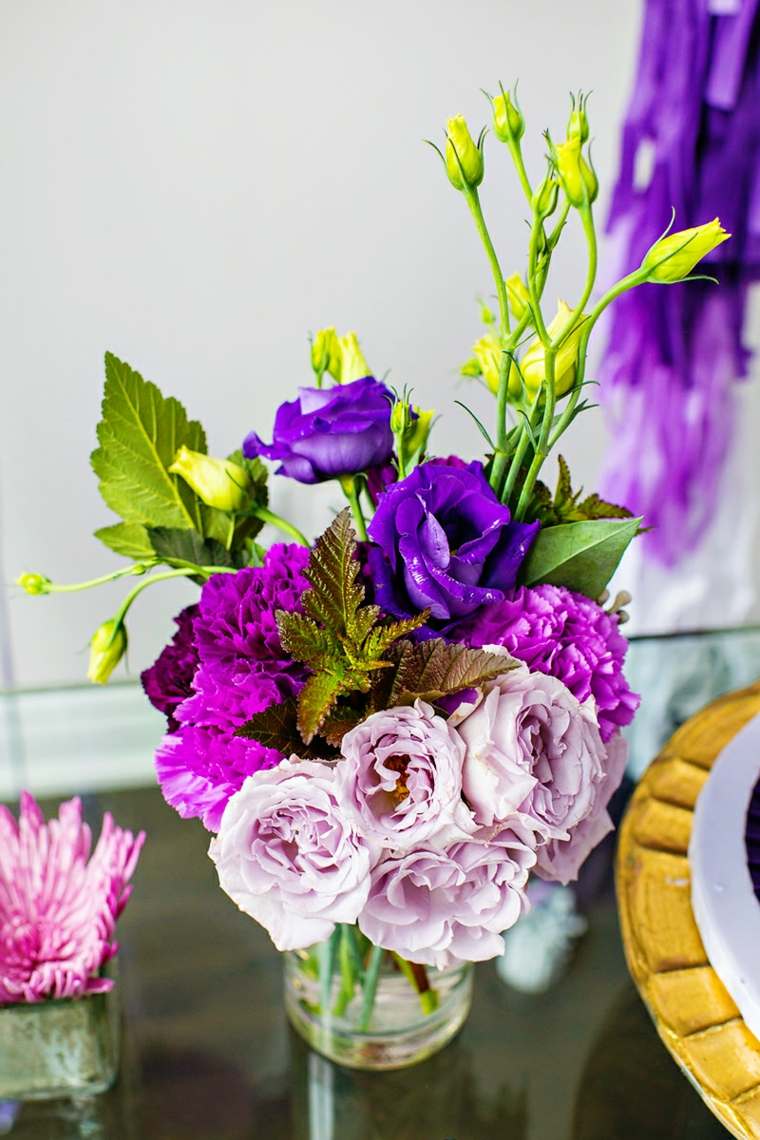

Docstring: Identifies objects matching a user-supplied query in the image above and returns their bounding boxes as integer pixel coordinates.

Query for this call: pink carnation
[0,793,144,1004]
[358,819,538,969]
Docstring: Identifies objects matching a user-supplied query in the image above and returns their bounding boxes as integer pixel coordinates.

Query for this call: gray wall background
[0,0,686,691]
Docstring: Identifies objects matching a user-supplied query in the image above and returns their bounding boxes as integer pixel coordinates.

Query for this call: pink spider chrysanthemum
[0,793,144,1004]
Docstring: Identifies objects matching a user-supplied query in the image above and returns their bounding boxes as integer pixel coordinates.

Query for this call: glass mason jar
[0,985,120,1100]
[284,926,473,1070]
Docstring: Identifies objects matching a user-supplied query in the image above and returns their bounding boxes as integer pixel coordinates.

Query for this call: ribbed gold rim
[616,682,760,1139]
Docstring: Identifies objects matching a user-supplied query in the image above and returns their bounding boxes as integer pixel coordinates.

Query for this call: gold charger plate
[616,681,760,1139]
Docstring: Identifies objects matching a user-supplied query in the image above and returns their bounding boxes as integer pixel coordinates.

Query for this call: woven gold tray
[616,682,760,1139]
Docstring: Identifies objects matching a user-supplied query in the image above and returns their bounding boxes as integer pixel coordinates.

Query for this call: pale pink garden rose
[209,758,372,952]
[0,793,144,1004]
[357,818,538,969]
[535,732,628,885]
[455,662,612,880]
[338,701,472,851]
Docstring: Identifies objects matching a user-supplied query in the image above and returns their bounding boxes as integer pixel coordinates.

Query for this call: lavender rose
[535,732,628,885]
[243,377,394,484]
[358,819,538,969]
[337,702,471,851]
[210,760,372,952]
[451,584,639,742]
[366,459,539,623]
[455,664,610,873]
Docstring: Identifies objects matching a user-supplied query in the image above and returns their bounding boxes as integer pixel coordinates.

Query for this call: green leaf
[95,522,154,560]
[277,611,339,672]
[91,352,207,531]
[147,527,234,569]
[235,699,336,759]
[303,508,367,636]
[389,639,518,706]
[320,702,369,746]
[297,672,349,743]
[520,517,643,597]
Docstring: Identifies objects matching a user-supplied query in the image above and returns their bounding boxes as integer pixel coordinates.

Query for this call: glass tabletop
[3,627,760,1140]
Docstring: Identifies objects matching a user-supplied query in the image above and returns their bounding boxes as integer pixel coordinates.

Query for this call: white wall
[2,0,646,690]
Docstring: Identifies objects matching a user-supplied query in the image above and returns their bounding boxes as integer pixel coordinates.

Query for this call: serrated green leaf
[147,526,234,569]
[95,522,155,560]
[303,508,365,635]
[362,613,429,662]
[320,702,370,746]
[575,493,634,520]
[235,698,336,759]
[277,611,340,672]
[297,673,348,743]
[389,639,518,705]
[520,517,642,597]
[91,353,206,531]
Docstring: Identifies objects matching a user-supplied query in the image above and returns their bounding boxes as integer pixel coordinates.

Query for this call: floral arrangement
[18,85,728,1027]
[0,794,144,1004]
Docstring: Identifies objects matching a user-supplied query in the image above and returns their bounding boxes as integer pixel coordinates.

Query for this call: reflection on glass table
[1,628,758,1139]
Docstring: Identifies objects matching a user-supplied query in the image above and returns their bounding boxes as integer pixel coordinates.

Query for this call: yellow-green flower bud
[641,218,730,283]
[555,137,586,208]
[492,90,524,144]
[580,155,598,203]
[531,175,560,220]
[16,571,51,596]
[330,331,371,383]
[445,116,484,191]
[311,327,339,377]
[471,334,521,398]
[520,300,587,397]
[168,446,249,512]
[506,273,530,321]
[567,103,590,144]
[87,619,127,685]
[479,298,496,326]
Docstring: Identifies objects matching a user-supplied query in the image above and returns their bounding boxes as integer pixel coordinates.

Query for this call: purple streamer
[600,0,760,565]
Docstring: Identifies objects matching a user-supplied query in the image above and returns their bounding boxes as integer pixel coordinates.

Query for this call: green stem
[508,139,533,204]
[339,476,368,541]
[358,944,384,1032]
[552,205,597,352]
[45,562,155,593]
[332,926,358,1018]
[250,505,309,547]
[391,953,439,1016]
[463,187,510,336]
[515,345,556,521]
[110,568,204,634]
[318,930,339,1017]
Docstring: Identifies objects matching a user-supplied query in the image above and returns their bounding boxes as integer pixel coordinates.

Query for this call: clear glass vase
[0,986,120,1100]
[284,928,473,1070]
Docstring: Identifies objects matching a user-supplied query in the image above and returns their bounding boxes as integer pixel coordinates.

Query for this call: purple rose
[243,377,394,484]
[535,732,628,885]
[141,605,199,732]
[454,664,619,883]
[337,702,471,851]
[357,819,538,968]
[210,760,372,951]
[366,459,539,623]
[451,584,639,742]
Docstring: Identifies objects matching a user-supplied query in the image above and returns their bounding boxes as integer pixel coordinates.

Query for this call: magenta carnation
[150,543,311,830]
[452,584,639,742]
[0,793,144,1004]
[141,604,199,731]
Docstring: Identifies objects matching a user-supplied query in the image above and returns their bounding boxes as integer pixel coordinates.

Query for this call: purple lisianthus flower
[337,701,471,851]
[243,377,394,484]
[141,605,199,732]
[535,732,628,885]
[452,584,639,742]
[148,544,311,830]
[210,759,373,952]
[357,818,537,969]
[366,459,539,623]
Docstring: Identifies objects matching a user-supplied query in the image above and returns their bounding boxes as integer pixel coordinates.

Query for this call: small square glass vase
[0,985,120,1100]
